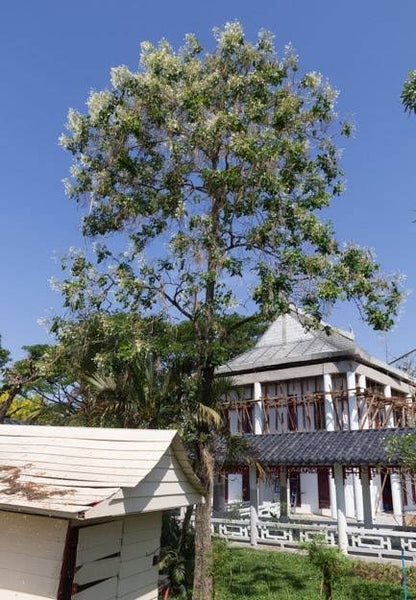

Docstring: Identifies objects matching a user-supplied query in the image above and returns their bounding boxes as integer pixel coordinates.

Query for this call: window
[317,468,331,509]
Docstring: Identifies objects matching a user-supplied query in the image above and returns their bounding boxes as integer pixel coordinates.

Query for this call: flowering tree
[60,23,401,600]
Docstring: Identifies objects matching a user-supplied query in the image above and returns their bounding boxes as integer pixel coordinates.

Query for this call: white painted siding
[0,511,67,599]
[73,520,123,600]
[0,426,203,519]
[117,513,161,600]
[86,450,202,519]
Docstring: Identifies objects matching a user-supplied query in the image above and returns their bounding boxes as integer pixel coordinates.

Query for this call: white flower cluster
[304,71,322,90]
[111,65,133,90]
[87,90,113,125]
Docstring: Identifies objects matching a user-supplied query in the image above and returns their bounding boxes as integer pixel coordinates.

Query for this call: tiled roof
[218,329,357,374]
[217,312,413,384]
[236,428,416,467]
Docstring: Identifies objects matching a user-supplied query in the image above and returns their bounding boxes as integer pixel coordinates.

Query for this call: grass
[207,544,412,600]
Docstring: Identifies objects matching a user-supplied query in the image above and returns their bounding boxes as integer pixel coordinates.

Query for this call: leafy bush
[302,535,348,600]
[160,510,195,599]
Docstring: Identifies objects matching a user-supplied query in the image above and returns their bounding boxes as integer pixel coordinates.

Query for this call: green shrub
[302,535,348,600]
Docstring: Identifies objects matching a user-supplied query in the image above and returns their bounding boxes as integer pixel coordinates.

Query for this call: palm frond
[197,403,223,428]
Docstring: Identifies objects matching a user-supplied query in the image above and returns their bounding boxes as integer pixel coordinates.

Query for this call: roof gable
[0,425,203,519]
[256,313,314,347]
[218,311,357,374]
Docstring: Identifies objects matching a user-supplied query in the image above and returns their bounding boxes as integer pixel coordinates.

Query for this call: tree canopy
[60,22,400,333]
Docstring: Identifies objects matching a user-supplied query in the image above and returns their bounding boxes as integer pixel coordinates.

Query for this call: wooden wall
[0,511,67,599]
[73,514,161,600]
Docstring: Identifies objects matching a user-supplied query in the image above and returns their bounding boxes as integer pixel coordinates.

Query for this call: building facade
[217,311,416,524]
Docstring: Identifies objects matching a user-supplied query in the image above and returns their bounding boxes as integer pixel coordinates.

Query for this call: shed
[0,424,203,600]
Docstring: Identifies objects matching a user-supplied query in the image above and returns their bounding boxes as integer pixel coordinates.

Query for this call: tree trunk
[0,387,18,423]
[192,446,214,600]
[322,573,332,600]
[179,504,194,553]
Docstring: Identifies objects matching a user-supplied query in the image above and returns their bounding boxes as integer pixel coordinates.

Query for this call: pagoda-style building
[217,311,416,527]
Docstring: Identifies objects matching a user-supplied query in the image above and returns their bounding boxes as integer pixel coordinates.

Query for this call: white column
[213,474,225,513]
[384,385,394,428]
[347,371,362,521]
[253,382,264,434]
[324,373,337,518]
[347,371,358,430]
[329,468,337,519]
[334,463,348,553]
[357,373,368,429]
[249,465,258,546]
[391,472,404,524]
[383,385,403,522]
[360,466,373,528]
[279,467,288,521]
[324,372,335,431]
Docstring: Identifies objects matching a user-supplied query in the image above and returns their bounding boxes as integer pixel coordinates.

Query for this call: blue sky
[1,0,416,362]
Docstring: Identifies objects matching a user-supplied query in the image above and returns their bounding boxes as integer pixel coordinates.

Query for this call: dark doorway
[381,470,393,512]
[289,472,301,507]
[317,468,331,509]
[242,467,250,502]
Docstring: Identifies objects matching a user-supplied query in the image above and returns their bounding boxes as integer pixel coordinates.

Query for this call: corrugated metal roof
[0,425,202,518]
[234,428,416,467]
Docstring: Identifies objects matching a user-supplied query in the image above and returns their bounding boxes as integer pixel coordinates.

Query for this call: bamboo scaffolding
[224,387,416,432]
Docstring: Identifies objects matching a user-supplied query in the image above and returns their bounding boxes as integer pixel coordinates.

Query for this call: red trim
[57,525,79,600]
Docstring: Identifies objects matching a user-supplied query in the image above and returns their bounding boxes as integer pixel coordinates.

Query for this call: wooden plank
[0,446,166,460]
[0,452,163,469]
[0,512,67,598]
[117,566,158,596]
[126,479,199,499]
[1,467,192,488]
[78,520,123,551]
[0,498,88,513]
[0,456,173,476]
[77,539,122,566]
[0,566,62,597]
[0,512,68,558]
[0,436,171,451]
[122,513,161,542]
[0,481,117,498]
[122,526,160,546]
[72,576,117,600]
[0,492,110,510]
[119,554,154,579]
[117,582,158,600]
[88,491,201,518]
[74,555,120,585]
[119,537,162,562]
[0,452,161,471]
[0,550,62,578]
[0,425,176,441]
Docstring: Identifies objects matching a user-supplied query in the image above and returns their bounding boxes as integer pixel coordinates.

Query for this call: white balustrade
[210,514,416,563]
